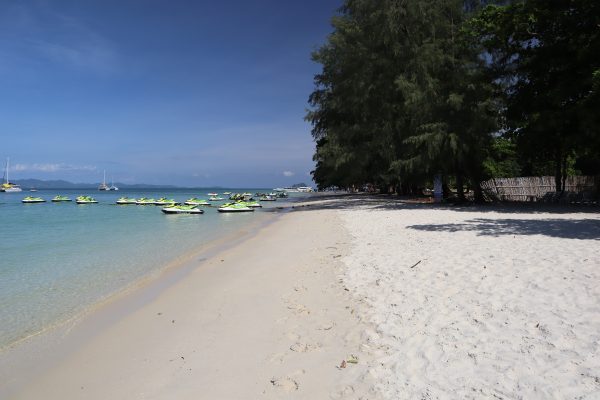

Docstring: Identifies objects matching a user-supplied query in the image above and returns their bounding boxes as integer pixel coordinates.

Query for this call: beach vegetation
[307,0,600,200]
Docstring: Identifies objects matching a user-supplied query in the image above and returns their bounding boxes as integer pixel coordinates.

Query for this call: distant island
[12,179,179,190]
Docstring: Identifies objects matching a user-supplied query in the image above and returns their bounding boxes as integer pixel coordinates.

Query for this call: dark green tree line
[469,0,600,192]
[307,0,600,198]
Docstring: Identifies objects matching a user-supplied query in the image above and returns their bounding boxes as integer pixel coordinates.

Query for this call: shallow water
[0,188,296,348]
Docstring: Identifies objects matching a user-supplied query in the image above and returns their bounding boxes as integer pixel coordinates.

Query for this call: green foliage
[469,0,600,191]
[308,0,600,196]
[483,137,521,178]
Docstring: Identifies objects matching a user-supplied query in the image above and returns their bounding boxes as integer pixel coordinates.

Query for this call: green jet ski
[135,197,156,205]
[161,204,204,214]
[52,195,72,202]
[22,196,46,203]
[184,198,211,206]
[217,202,254,213]
[154,197,177,206]
[76,196,98,204]
[116,197,137,205]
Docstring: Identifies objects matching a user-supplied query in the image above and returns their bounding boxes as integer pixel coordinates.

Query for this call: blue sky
[0,0,340,187]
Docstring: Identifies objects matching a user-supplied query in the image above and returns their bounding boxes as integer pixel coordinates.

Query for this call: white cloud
[283,170,294,177]
[13,163,97,172]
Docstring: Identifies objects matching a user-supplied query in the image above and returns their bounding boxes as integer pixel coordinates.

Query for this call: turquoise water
[0,188,296,348]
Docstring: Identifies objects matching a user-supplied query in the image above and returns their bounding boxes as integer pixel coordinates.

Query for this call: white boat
[209,196,224,201]
[274,186,313,193]
[98,170,109,191]
[207,192,218,196]
[1,158,22,192]
[109,176,119,191]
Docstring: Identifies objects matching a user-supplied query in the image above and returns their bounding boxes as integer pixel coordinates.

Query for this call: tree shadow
[406,218,600,240]
[279,193,600,215]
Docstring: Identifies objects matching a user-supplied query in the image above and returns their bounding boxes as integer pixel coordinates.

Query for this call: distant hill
[291,182,310,188]
[14,179,179,190]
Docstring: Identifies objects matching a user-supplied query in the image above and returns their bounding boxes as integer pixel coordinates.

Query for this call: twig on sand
[409,260,422,269]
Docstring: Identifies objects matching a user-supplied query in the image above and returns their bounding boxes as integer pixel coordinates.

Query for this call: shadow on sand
[280,193,600,214]
[269,193,600,240]
[406,218,600,240]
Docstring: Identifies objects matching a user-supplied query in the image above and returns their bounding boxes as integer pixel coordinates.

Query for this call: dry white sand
[1,207,378,400]
[337,199,600,399]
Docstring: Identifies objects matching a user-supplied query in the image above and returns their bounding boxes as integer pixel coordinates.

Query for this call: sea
[0,188,302,349]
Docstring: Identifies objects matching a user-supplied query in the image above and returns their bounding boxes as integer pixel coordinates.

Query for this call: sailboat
[1,158,22,192]
[98,170,109,191]
[108,176,119,191]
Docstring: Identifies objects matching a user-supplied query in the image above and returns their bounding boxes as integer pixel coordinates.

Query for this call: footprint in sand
[316,321,335,331]
[270,377,299,392]
[270,369,305,393]
[287,303,311,315]
[267,352,287,364]
[331,385,355,399]
[290,342,320,353]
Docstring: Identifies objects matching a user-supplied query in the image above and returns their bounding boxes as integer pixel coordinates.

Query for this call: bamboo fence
[480,176,599,203]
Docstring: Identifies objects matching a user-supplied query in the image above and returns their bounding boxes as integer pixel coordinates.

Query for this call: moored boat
[76,196,98,204]
[259,195,276,201]
[209,196,224,201]
[207,192,218,196]
[154,197,177,206]
[243,200,262,208]
[116,197,137,205]
[184,198,211,206]
[217,202,254,213]
[135,197,156,205]
[52,195,72,202]
[2,158,22,192]
[22,196,45,203]
[161,205,204,214]
[98,170,109,191]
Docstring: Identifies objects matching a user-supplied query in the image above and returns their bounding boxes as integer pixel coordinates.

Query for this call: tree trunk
[561,153,567,194]
[442,178,450,199]
[456,173,465,202]
[554,148,563,193]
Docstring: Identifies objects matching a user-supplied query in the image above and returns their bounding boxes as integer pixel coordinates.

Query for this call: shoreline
[3,193,598,398]
[0,209,280,353]
[1,199,377,399]
[0,206,286,396]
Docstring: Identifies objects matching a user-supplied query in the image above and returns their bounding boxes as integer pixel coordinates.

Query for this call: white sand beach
[333,197,600,399]
[1,195,599,399]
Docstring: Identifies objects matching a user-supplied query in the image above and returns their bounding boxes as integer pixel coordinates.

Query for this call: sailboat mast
[5,157,9,184]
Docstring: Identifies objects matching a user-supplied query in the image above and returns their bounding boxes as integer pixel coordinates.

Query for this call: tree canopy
[307,0,600,198]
